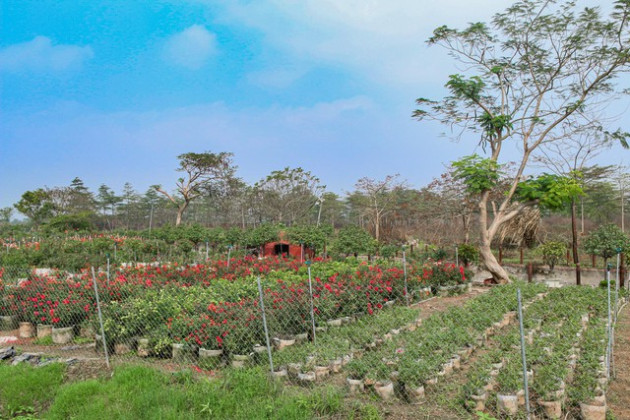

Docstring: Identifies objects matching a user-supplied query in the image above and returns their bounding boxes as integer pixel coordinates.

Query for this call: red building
[262,241,314,260]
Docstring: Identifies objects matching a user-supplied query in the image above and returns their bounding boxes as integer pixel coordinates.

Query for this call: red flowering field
[0,257,468,358]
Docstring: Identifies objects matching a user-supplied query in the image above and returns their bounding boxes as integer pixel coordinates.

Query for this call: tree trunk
[463,214,471,243]
[175,201,190,227]
[479,239,510,283]
[571,199,581,285]
[621,252,625,289]
[478,192,510,283]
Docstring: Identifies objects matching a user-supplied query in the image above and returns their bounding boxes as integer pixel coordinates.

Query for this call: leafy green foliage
[330,226,377,257]
[446,74,485,101]
[452,155,502,194]
[14,189,55,225]
[43,212,97,234]
[286,224,333,253]
[583,224,629,260]
[478,113,512,140]
[243,224,279,248]
[538,241,567,271]
[458,244,479,266]
[514,174,583,210]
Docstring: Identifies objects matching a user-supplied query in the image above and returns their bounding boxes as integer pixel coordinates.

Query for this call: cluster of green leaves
[452,155,503,194]
[583,223,630,261]
[328,226,378,257]
[514,173,583,210]
[458,243,479,266]
[537,241,567,271]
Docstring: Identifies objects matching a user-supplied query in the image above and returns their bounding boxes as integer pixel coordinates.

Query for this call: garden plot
[277,282,547,402]
[449,286,615,420]
[1,257,471,372]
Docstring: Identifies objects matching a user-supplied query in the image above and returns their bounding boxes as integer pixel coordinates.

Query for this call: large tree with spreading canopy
[414,0,630,282]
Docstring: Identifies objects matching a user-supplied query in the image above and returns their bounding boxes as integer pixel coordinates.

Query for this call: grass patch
[0,362,65,417]
[0,362,377,419]
[44,365,356,420]
[32,336,53,346]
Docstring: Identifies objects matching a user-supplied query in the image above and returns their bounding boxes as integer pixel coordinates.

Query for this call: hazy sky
[1,0,628,211]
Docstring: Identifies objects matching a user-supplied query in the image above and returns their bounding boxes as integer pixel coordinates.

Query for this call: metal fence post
[517,289,531,420]
[91,267,110,369]
[607,264,612,380]
[402,248,409,306]
[307,262,317,344]
[616,251,620,323]
[257,276,274,374]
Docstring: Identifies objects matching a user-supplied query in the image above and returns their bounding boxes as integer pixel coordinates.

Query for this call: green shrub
[457,243,479,266]
[538,241,566,271]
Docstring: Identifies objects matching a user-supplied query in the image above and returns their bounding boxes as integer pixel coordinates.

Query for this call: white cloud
[0,36,93,72]
[204,0,515,90]
[163,25,217,69]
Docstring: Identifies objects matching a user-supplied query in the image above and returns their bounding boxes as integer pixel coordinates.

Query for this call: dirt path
[607,302,630,420]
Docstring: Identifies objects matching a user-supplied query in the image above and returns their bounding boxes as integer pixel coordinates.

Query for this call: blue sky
[1,0,627,211]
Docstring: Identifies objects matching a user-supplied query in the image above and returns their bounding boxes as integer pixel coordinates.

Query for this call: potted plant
[496,361,522,417]
[399,358,431,402]
[346,358,371,394]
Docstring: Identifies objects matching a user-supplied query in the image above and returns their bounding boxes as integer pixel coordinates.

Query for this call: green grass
[0,363,380,420]
[0,363,65,417]
[32,336,54,346]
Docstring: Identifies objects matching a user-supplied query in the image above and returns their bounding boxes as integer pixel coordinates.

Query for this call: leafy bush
[457,243,479,266]
[538,241,566,271]
[584,224,629,262]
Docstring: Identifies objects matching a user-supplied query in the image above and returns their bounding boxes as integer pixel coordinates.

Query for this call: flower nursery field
[0,256,626,419]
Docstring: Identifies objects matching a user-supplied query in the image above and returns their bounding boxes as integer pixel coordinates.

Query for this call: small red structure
[263,241,314,260]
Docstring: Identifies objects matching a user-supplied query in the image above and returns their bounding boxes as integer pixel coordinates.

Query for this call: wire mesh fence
[0,258,467,368]
[0,258,626,419]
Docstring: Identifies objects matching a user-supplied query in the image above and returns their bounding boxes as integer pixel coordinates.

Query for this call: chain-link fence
[0,258,467,365]
[0,259,625,419]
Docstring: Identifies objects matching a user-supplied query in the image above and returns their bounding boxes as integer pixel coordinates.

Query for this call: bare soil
[607,302,630,420]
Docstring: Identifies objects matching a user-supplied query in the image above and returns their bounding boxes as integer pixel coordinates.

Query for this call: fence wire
[0,259,625,419]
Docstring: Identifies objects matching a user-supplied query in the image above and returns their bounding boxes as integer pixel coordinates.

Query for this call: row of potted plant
[464,286,611,419]
[268,305,422,385]
[339,282,547,401]
[567,319,611,420]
